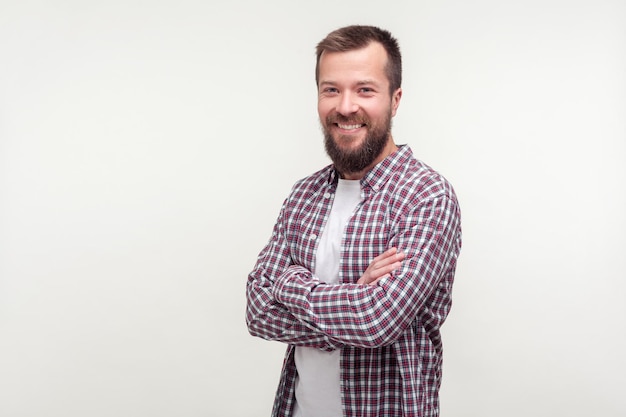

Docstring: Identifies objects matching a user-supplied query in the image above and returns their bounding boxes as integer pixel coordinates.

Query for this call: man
[246,25,462,417]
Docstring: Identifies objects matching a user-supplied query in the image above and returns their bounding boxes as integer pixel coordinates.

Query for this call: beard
[323,110,392,176]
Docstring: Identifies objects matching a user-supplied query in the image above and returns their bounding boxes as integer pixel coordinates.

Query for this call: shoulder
[284,164,334,206]
[387,157,461,232]
[391,153,458,207]
[405,158,456,200]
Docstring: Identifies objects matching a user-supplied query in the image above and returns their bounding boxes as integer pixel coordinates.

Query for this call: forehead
[318,42,389,85]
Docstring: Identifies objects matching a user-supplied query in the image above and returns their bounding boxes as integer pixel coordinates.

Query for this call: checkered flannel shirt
[246,145,462,417]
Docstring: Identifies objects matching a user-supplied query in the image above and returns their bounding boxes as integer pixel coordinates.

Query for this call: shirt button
[309,234,317,240]
[324,192,331,199]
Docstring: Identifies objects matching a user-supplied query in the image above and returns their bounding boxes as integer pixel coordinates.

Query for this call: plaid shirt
[246,145,462,417]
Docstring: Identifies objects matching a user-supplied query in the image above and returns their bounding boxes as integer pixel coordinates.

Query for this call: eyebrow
[319,79,381,87]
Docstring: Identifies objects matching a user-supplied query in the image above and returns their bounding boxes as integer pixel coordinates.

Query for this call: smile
[337,123,365,130]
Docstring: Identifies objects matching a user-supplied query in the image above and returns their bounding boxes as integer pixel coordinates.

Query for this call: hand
[357,247,405,286]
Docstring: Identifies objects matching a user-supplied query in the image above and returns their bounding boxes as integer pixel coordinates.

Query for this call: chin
[333,132,367,147]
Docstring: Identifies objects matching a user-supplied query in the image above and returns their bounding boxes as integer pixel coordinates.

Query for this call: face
[317,42,402,177]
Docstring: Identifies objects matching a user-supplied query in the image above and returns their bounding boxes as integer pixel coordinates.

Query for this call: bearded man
[246,25,462,417]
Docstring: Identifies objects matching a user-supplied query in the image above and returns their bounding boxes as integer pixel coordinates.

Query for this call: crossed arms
[245,191,461,350]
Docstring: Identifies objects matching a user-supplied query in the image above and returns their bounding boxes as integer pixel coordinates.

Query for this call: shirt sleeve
[245,198,343,351]
[271,191,462,349]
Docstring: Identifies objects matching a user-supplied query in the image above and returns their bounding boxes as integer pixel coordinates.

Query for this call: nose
[336,92,359,116]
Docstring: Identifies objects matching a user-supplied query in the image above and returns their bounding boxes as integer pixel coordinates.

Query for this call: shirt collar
[326,144,413,193]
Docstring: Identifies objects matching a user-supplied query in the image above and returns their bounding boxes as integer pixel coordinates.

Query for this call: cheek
[317,101,332,119]
[364,102,391,121]
[318,107,337,128]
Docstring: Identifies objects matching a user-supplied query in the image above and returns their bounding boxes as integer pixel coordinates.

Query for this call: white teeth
[338,124,363,130]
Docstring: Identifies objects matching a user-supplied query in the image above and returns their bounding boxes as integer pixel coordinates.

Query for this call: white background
[1,1,625,416]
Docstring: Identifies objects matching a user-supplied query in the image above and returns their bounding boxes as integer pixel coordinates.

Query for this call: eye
[323,87,339,94]
[358,87,375,94]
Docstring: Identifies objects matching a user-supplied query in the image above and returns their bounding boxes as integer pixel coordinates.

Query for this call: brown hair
[315,25,402,94]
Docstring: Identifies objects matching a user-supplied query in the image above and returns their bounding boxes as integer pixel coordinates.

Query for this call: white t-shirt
[293,179,362,417]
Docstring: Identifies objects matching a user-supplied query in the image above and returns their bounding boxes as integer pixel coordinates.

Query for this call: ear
[390,88,402,117]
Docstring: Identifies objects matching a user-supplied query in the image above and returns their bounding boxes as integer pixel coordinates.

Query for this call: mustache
[326,113,368,125]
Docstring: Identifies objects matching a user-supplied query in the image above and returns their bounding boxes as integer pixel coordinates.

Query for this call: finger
[370,258,404,285]
[371,253,405,273]
[362,262,401,286]
[372,248,406,266]
[371,247,398,263]
[358,249,406,285]
[379,261,403,276]
[369,274,390,286]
